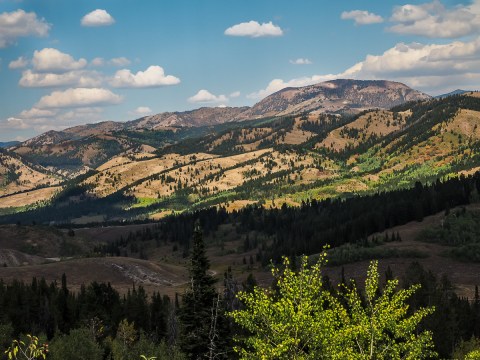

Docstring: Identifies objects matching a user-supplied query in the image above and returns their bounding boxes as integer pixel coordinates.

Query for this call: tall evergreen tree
[179,223,217,359]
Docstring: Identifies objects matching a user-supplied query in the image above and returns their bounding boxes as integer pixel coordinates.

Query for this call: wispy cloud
[341,10,384,25]
[110,57,131,67]
[290,58,313,65]
[9,56,29,69]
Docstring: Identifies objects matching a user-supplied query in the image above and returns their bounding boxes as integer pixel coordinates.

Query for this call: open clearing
[0,257,188,297]
[324,205,480,299]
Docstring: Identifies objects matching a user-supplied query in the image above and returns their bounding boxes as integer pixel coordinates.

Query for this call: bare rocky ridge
[128,106,250,129]
[237,79,431,119]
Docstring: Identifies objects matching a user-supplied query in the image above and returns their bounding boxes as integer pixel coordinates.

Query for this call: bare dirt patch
[0,257,188,297]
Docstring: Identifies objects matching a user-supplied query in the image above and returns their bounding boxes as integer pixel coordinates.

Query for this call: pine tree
[179,223,217,359]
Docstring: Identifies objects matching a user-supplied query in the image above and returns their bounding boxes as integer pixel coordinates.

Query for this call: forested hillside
[2,93,480,225]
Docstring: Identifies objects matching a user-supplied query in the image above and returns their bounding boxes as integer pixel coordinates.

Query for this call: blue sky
[0,0,479,141]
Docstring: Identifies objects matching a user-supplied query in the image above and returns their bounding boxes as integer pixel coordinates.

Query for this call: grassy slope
[3,94,480,222]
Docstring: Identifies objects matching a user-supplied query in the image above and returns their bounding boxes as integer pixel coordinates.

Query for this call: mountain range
[6,80,430,172]
[2,79,479,225]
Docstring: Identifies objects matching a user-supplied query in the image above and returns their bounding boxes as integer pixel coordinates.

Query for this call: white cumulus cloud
[132,106,152,115]
[224,21,283,38]
[388,0,480,38]
[81,9,115,27]
[110,65,180,88]
[36,88,122,108]
[19,69,102,88]
[342,38,480,78]
[341,10,384,25]
[249,35,480,98]
[9,56,29,69]
[188,90,228,104]
[290,58,313,65]
[32,48,87,73]
[229,91,241,98]
[0,10,50,48]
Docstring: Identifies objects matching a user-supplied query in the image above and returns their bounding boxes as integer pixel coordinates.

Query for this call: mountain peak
[435,89,472,99]
[237,79,431,120]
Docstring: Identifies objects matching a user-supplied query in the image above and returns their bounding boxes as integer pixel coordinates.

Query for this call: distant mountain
[15,80,430,151]
[0,141,20,148]
[17,107,250,149]
[435,89,471,99]
[237,79,431,119]
[128,106,250,129]
[9,79,432,175]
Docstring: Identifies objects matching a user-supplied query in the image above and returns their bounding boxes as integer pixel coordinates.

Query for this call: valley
[1,203,480,299]
[4,1,480,357]
[2,79,480,359]
[1,82,479,226]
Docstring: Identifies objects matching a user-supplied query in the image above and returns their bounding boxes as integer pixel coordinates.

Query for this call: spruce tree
[179,223,217,359]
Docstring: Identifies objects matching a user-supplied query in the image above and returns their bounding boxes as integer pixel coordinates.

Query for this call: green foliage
[466,350,480,359]
[453,337,480,359]
[230,253,340,359]
[134,337,185,360]
[5,335,48,360]
[327,242,427,266]
[49,328,103,360]
[110,320,185,360]
[0,323,13,351]
[230,255,436,359]
[337,260,436,359]
[417,209,480,262]
[418,208,480,246]
[110,319,138,360]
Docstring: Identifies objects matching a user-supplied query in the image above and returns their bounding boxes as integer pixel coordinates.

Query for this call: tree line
[2,227,480,359]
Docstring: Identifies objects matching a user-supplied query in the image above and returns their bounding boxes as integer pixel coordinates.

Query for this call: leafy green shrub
[327,243,427,266]
[49,328,103,360]
[230,254,436,359]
